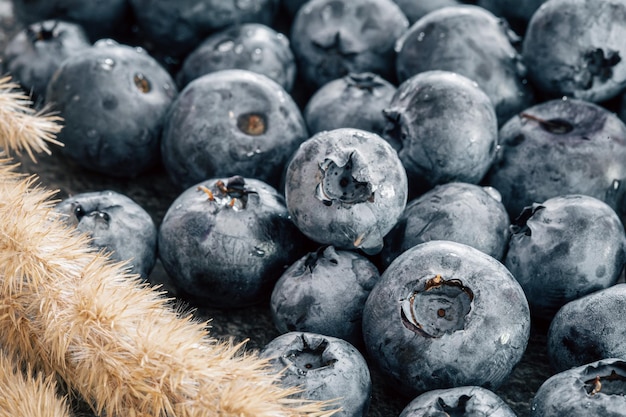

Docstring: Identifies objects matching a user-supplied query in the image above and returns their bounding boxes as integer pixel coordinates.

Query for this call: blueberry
[45,40,178,177]
[3,20,90,104]
[129,0,280,61]
[392,0,460,25]
[399,386,517,417]
[362,240,530,397]
[284,128,408,255]
[382,70,498,196]
[55,190,157,279]
[176,23,296,92]
[504,195,626,321]
[11,0,133,42]
[270,245,380,347]
[303,72,396,137]
[483,98,626,223]
[547,284,626,373]
[158,175,309,308]
[380,182,510,268]
[530,358,626,416]
[395,5,534,124]
[161,69,308,191]
[290,0,409,90]
[522,0,626,103]
[259,331,372,417]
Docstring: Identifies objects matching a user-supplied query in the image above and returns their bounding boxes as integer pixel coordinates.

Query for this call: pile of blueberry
[5,0,626,415]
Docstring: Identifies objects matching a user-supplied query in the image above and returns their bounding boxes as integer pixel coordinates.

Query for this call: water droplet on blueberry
[98,57,115,70]
[216,39,235,52]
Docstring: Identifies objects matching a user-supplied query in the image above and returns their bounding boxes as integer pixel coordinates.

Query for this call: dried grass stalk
[0,76,63,161]
[0,352,71,417]
[0,160,336,416]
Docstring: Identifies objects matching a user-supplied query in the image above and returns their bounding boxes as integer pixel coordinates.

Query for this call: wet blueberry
[303,72,396,137]
[270,245,380,347]
[380,182,510,268]
[259,332,372,417]
[176,23,296,92]
[161,69,308,191]
[395,5,534,124]
[129,0,280,62]
[483,98,626,223]
[3,20,90,104]
[158,176,309,308]
[11,0,133,42]
[547,284,626,372]
[284,128,408,255]
[55,190,157,279]
[531,358,626,416]
[522,0,626,103]
[45,40,178,177]
[400,386,517,417]
[382,70,498,196]
[504,194,626,321]
[290,0,409,90]
[362,240,530,397]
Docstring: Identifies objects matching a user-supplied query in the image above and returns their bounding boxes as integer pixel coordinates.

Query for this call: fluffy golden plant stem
[0,167,335,417]
[0,352,71,417]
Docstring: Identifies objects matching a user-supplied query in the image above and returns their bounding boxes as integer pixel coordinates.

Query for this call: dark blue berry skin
[11,0,133,42]
[45,40,178,178]
[284,128,408,255]
[530,358,626,417]
[128,0,280,61]
[290,0,409,90]
[304,72,396,137]
[400,386,517,417]
[161,69,308,191]
[55,190,157,279]
[270,245,380,347]
[392,0,460,24]
[522,0,626,103]
[395,5,534,125]
[259,332,372,417]
[158,176,309,309]
[547,284,626,373]
[382,70,498,196]
[483,98,626,224]
[504,195,626,322]
[380,182,510,268]
[3,20,90,104]
[176,23,296,92]
[362,240,530,398]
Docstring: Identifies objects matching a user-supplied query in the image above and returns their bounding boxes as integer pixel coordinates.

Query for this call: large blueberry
[11,0,133,42]
[176,23,296,92]
[505,195,626,321]
[382,70,498,196]
[400,386,517,417]
[304,72,396,137]
[547,284,626,372]
[259,332,372,417]
[158,176,308,308]
[270,245,380,347]
[284,128,408,255]
[3,20,90,104]
[290,0,409,89]
[362,240,530,397]
[395,5,534,124]
[129,0,280,61]
[161,69,308,191]
[55,190,157,279]
[522,0,626,103]
[483,98,626,222]
[531,358,626,416]
[45,40,178,177]
[380,182,510,268]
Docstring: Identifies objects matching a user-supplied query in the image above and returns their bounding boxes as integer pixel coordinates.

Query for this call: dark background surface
[0,2,555,415]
